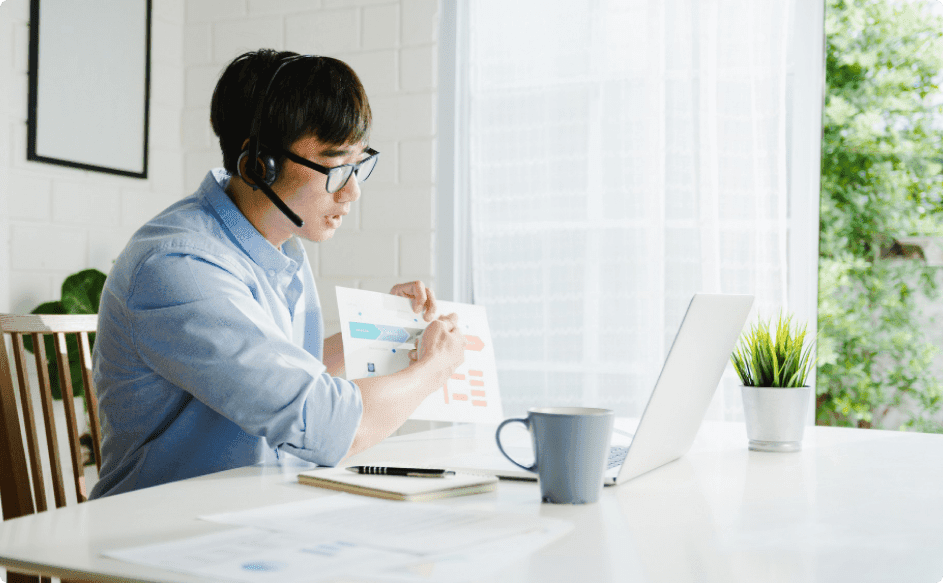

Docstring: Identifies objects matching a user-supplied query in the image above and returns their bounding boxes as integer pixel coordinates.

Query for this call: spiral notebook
[298,467,498,502]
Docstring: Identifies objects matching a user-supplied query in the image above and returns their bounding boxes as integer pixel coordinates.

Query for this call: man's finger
[412,282,427,313]
[423,287,438,321]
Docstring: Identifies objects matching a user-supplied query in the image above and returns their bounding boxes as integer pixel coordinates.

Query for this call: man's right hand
[409,313,465,384]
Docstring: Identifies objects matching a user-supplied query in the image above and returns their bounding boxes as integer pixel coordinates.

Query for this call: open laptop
[441,293,754,486]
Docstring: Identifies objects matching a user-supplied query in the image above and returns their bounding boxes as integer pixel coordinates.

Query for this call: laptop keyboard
[607,446,629,469]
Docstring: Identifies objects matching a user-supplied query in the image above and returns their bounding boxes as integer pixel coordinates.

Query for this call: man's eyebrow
[317,145,368,158]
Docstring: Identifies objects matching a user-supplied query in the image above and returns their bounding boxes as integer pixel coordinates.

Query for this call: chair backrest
[0,314,102,521]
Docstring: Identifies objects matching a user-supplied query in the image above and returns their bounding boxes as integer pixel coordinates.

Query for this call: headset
[238,54,313,228]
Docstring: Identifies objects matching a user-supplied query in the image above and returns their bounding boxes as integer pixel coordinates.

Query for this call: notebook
[440,293,754,486]
[297,467,499,501]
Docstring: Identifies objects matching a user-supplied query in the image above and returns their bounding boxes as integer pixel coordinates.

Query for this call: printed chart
[336,287,503,423]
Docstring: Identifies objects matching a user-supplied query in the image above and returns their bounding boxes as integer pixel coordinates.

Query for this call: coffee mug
[496,407,614,504]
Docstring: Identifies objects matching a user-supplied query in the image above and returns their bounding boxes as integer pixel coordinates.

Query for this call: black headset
[238,54,315,228]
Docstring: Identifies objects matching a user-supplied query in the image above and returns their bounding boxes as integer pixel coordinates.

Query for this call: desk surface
[1,421,942,583]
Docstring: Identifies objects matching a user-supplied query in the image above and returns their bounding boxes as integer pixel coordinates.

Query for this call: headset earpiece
[238,150,278,188]
[238,53,315,228]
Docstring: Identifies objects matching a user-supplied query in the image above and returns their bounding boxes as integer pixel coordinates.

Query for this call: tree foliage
[817,0,943,431]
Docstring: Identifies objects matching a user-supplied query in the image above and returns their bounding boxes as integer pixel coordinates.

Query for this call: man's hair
[210,49,372,176]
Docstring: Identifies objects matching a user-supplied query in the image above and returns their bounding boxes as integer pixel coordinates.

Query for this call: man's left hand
[390,281,437,322]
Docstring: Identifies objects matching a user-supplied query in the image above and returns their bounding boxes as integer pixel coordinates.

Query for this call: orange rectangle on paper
[471,390,485,397]
[452,393,469,401]
[472,400,487,407]
[469,370,484,377]
[451,373,466,381]
[469,380,484,387]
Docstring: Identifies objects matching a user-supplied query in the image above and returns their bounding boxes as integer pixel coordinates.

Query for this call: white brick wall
[0,0,186,313]
[1,0,440,338]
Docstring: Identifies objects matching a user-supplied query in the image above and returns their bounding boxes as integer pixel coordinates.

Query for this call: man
[89,50,465,498]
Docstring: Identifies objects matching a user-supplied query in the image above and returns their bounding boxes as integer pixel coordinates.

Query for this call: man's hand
[390,281,437,322]
[407,313,465,379]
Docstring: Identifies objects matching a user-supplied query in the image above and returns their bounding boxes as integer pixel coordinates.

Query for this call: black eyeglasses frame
[275,145,380,194]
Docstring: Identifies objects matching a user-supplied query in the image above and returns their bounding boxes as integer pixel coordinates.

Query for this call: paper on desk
[337,286,503,423]
[371,515,572,582]
[103,526,410,583]
[105,509,572,583]
[201,493,560,556]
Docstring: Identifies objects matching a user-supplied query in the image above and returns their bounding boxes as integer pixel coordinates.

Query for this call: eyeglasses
[276,146,380,194]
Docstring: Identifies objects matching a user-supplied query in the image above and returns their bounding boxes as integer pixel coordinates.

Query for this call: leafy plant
[817,0,943,431]
[732,314,816,388]
[24,269,107,399]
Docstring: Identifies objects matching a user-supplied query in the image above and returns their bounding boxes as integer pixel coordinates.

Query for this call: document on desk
[105,496,572,583]
[336,286,503,423]
[201,493,561,555]
[103,526,410,583]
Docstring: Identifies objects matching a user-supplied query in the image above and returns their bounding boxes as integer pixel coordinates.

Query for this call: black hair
[210,49,372,176]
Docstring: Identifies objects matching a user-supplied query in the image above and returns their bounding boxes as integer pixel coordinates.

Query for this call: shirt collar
[199,169,299,275]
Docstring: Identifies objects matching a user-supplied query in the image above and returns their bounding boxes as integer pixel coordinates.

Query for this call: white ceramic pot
[741,385,812,452]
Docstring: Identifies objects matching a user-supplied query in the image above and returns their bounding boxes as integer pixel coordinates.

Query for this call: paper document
[202,494,550,555]
[103,526,409,582]
[337,287,503,423]
[107,496,572,583]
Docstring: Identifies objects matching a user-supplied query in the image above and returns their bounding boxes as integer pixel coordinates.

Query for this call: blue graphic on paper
[349,322,422,343]
[241,561,284,572]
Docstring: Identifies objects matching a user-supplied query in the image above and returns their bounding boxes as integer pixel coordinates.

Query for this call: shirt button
[267,269,276,278]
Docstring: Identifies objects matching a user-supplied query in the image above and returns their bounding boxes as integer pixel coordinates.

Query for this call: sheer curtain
[459,0,795,419]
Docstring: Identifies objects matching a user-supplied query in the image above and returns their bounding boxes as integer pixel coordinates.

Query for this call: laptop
[441,293,754,486]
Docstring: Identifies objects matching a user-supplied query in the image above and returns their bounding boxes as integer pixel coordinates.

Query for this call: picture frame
[27,0,152,178]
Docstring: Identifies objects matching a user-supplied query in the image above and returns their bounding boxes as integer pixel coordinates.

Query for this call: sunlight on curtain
[463,0,794,419]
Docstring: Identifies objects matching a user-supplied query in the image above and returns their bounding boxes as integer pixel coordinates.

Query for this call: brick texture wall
[1,0,441,341]
[0,0,187,314]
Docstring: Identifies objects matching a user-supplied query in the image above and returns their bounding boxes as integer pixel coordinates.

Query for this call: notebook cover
[297,467,499,502]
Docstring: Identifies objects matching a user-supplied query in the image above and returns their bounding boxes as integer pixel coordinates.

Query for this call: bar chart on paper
[336,287,504,423]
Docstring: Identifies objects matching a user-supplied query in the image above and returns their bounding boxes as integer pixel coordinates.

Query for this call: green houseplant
[731,313,816,452]
[24,268,107,400]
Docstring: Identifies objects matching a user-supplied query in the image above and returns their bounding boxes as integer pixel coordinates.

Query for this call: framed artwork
[27,0,152,178]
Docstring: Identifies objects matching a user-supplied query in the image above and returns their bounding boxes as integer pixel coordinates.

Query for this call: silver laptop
[443,293,754,486]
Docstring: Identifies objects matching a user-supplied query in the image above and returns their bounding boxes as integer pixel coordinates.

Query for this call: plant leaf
[61,269,107,314]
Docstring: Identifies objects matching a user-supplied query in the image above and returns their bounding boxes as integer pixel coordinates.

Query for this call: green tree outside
[817,0,943,432]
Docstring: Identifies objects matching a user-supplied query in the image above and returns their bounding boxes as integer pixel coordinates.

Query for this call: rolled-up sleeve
[127,248,362,466]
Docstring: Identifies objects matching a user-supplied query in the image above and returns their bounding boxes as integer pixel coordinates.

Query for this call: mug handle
[495,418,537,472]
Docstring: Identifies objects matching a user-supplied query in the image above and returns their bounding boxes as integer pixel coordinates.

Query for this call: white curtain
[460,0,795,419]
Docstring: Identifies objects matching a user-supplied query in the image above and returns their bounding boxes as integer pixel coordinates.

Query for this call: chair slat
[2,314,103,583]
[77,332,102,473]
[54,333,87,503]
[32,333,67,509]
[0,314,98,334]
[0,336,35,521]
[11,335,48,513]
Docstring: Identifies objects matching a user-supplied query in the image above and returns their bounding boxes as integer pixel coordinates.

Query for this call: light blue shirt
[89,169,363,499]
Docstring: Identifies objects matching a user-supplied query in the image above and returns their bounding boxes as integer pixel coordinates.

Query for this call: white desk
[1,421,942,582]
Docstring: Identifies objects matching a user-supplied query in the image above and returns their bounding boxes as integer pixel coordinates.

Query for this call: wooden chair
[0,314,102,524]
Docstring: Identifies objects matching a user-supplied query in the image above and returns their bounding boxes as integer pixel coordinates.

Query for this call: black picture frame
[27,0,152,178]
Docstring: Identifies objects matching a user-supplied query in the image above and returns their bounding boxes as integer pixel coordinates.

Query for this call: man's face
[272,134,369,243]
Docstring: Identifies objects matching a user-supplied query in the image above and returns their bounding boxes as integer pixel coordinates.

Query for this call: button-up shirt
[89,169,362,498]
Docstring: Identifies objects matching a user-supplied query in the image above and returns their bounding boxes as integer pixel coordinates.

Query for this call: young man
[89,50,465,498]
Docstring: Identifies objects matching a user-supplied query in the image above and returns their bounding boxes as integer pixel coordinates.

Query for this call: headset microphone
[239,55,312,228]
[241,150,305,227]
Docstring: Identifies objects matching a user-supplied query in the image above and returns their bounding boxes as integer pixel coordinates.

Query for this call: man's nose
[335,173,361,203]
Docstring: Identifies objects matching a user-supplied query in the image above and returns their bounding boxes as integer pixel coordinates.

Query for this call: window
[439,0,824,418]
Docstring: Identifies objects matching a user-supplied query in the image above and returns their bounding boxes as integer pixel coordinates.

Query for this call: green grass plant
[732,314,816,388]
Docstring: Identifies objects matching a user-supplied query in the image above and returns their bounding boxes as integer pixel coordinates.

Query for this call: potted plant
[731,312,816,452]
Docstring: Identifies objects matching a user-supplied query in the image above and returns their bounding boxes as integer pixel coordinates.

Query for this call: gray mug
[496,407,614,504]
